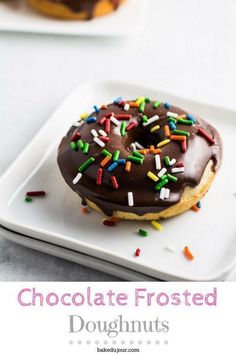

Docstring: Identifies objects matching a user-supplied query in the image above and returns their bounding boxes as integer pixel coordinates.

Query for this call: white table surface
[0,0,236,281]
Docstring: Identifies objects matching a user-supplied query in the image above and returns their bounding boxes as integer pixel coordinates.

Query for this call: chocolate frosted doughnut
[57,97,223,220]
[28,0,125,20]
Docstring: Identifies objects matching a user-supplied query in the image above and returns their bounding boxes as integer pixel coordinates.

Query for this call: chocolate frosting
[47,0,121,19]
[57,99,223,216]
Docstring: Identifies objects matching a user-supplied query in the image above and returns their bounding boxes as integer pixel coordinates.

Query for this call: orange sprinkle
[178,114,187,119]
[81,207,89,214]
[138,149,148,155]
[152,148,161,154]
[191,205,200,212]
[128,102,139,108]
[164,125,171,137]
[101,104,108,109]
[184,246,194,261]
[100,155,111,167]
[149,145,155,151]
[170,135,187,141]
[125,161,131,172]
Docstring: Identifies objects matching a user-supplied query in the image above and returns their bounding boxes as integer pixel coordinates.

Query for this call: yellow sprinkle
[150,125,160,133]
[136,97,145,105]
[147,171,159,182]
[178,114,187,119]
[151,220,163,231]
[80,112,90,119]
[157,139,171,148]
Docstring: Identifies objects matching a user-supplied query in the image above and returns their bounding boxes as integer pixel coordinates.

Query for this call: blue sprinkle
[197,201,202,208]
[86,116,97,124]
[117,159,126,165]
[108,162,118,172]
[187,114,197,123]
[93,105,99,113]
[164,102,171,109]
[113,96,123,104]
[169,122,176,130]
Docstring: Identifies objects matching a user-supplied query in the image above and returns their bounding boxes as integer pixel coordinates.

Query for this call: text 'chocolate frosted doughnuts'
[57,97,223,218]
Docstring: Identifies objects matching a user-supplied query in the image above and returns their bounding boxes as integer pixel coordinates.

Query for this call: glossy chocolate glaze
[48,0,121,19]
[57,100,223,216]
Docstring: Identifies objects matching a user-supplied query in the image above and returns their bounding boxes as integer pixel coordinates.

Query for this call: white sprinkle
[124,103,130,111]
[110,116,120,126]
[93,137,105,147]
[164,188,170,199]
[72,121,81,127]
[128,192,134,206]
[169,158,176,166]
[143,115,159,126]
[135,141,145,150]
[158,167,167,178]
[155,155,161,170]
[99,129,107,137]
[164,245,176,253]
[160,188,166,200]
[171,167,185,174]
[91,129,98,137]
[73,172,82,185]
[130,143,137,151]
[167,112,178,118]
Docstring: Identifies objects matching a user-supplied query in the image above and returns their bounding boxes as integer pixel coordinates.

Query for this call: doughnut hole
[124,124,165,151]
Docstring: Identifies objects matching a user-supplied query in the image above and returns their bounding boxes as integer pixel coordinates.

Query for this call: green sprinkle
[78,157,95,173]
[177,118,193,125]
[168,117,177,124]
[172,129,190,137]
[77,140,84,150]
[139,101,146,113]
[142,115,148,123]
[155,178,168,190]
[120,122,126,136]
[102,149,112,157]
[145,98,150,103]
[113,150,120,161]
[25,196,33,203]
[128,156,143,165]
[167,173,178,182]
[83,142,89,155]
[70,141,78,151]
[153,101,161,109]
[139,229,148,237]
[133,151,144,159]
[160,174,167,180]
[164,156,171,167]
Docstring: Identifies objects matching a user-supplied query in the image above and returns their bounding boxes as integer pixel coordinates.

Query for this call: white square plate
[0,81,236,281]
[0,0,147,36]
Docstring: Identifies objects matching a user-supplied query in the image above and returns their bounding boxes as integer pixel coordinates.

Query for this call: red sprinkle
[81,207,89,214]
[99,136,110,143]
[105,119,111,133]
[96,168,103,186]
[105,112,114,118]
[110,176,119,189]
[26,191,46,197]
[126,121,138,131]
[175,162,184,167]
[135,248,141,257]
[197,128,215,145]
[99,117,106,125]
[70,131,81,142]
[181,139,187,153]
[103,219,115,227]
[114,114,132,120]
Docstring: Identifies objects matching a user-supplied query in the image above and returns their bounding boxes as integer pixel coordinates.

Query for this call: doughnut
[57,97,223,220]
[28,0,125,20]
